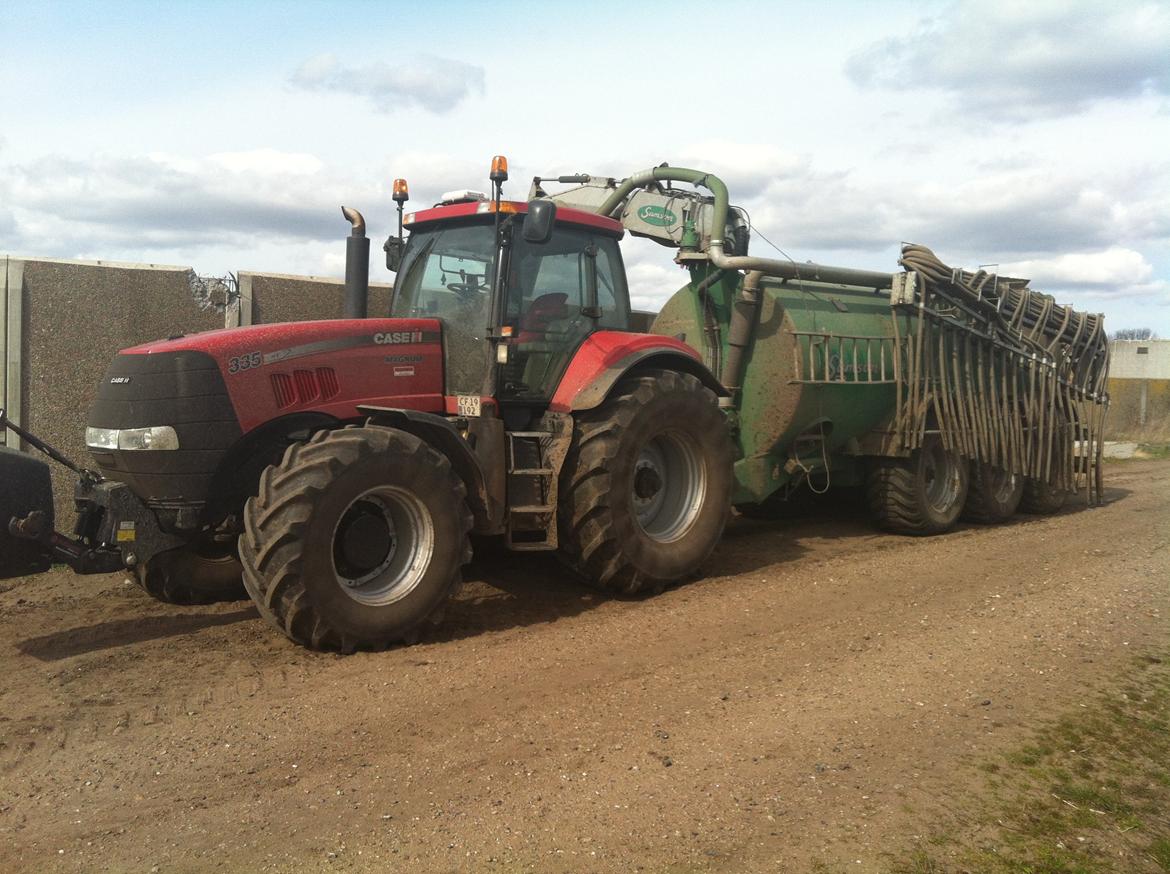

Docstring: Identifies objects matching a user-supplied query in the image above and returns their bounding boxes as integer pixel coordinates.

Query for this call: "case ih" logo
[373,331,423,345]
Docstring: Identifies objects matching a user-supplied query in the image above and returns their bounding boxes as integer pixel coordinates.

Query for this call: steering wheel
[446,281,478,296]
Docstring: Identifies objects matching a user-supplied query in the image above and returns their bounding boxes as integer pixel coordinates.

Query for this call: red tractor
[1,157,733,650]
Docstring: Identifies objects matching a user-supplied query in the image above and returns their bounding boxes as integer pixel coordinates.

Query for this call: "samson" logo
[637,204,677,227]
[373,331,424,345]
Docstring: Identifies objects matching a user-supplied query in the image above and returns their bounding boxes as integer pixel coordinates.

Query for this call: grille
[270,372,297,408]
[270,367,339,408]
[317,366,340,399]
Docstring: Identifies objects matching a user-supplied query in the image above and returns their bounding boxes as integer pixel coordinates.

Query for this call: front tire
[134,543,245,605]
[558,369,733,595]
[867,436,969,535]
[238,427,472,652]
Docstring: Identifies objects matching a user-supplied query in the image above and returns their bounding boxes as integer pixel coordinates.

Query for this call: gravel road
[2,460,1166,873]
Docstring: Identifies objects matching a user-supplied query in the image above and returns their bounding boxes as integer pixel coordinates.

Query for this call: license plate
[456,395,481,417]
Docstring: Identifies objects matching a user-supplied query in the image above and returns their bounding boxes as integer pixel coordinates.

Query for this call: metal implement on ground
[0,158,1109,652]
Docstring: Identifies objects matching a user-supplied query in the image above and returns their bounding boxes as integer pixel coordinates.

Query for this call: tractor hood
[108,318,446,432]
[86,318,446,513]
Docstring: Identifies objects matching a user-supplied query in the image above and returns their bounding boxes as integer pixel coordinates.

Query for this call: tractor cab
[385,165,631,407]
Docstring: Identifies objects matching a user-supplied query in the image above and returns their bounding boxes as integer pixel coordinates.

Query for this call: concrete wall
[1109,339,1170,379]
[4,257,229,525]
[3,255,393,527]
[232,271,393,326]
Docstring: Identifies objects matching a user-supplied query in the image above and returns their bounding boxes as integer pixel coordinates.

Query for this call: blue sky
[2,0,1167,333]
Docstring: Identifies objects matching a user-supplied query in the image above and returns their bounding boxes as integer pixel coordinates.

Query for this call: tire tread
[238,427,471,651]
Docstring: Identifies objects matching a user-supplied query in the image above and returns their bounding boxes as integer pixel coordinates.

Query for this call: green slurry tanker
[0,159,1109,651]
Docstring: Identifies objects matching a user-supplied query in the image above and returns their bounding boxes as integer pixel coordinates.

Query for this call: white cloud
[3,143,1167,329]
[624,253,689,312]
[673,141,809,200]
[205,149,325,176]
[1001,247,1153,287]
[998,247,1170,305]
[290,53,485,114]
[848,0,1170,120]
[733,156,1170,260]
[4,150,377,254]
[379,152,489,207]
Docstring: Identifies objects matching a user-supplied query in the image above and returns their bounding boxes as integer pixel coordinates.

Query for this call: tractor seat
[518,293,569,343]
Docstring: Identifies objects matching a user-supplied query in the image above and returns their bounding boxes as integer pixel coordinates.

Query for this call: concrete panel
[242,271,392,325]
[3,258,27,448]
[19,258,227,525]
[1109,340,1170,379]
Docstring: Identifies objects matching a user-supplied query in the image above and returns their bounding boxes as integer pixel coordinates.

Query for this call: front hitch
[0,409,177,578]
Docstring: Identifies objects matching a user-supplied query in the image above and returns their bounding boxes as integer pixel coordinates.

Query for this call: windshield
[391,222,494,321]
[392,222,495,394]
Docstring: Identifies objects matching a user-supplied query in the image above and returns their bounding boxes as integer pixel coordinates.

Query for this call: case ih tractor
[0,157,1109,651]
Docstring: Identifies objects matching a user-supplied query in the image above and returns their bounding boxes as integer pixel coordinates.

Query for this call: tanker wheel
[961,463,1024,524]
[867,436,969,535]
[238,426,472,652]
[1019,477,1068,515]
[558,368,733,595]
[133,542,245,605]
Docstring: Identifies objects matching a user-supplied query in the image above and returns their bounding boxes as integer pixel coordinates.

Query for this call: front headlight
[84,427,119,450]
[86,425,180,451]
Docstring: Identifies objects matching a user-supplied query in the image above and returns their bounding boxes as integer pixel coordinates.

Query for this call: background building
[1107,339,1170,441]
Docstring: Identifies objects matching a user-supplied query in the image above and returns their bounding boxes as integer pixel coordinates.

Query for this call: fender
[357,406,501,532]
[549,331,727,413]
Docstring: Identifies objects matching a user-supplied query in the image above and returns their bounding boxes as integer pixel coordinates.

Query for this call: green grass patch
[1138,443,1170,460]
[884,653,1170,873]
[1105,443,1170,462]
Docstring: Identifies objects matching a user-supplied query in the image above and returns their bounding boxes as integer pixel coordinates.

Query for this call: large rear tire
[134,544,245,605]
[238,427,472,652]
[961,463,1024,524]
[867,437,969,535]
[558,369,733,595]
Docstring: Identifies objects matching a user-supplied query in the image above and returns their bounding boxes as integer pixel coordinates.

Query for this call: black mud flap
[0,446,55,579]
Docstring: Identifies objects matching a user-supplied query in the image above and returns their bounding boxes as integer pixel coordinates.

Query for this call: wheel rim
[631,430,707,543]
[989,467,1018,505]
[922,442,961,513]
[332,486,434,606]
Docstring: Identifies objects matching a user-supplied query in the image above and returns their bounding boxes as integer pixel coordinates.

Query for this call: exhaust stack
[341,206,369,319]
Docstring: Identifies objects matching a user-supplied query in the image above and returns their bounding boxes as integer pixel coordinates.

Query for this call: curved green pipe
[597,166,892,290]
[597,167,730,244]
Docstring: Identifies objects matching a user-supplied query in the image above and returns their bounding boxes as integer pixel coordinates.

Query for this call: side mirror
[523,200,557,244]
[384,236,405,272]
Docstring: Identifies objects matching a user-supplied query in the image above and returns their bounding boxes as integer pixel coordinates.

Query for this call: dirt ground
[1,460,1167,874]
